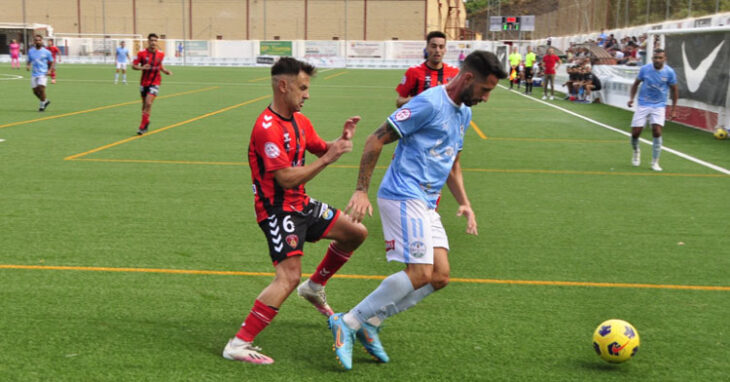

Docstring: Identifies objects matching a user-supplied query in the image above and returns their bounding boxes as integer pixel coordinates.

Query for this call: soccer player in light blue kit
[329,51,507,370]
[114,41,130,84]
[26,35,54,112]
[627,48,678,172]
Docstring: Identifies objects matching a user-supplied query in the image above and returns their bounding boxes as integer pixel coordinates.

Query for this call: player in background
[132,33,172,135]
[508,46,522,90]
[222,57,368,365]
[26,35,54,111]
[396,31,459,108]
[523,46,537,95]
[114,41,130,84]
[541,47,561,100]
[9,39,21,69]
[46,39,60,84]
[328,51,507,370]
[627,49,678,172]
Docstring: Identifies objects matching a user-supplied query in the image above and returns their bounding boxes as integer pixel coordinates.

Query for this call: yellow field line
[64,94,271,161]
[470,121,487,139]
[1,264,728,291]
[324,71,349,80]
[247,75,271,83]
[0,86,219,130]
[65,158,728,178]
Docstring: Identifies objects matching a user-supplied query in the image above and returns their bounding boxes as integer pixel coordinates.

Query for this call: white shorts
[631,105,666,127]
[31,76,48,88]
[377,198,449,265]
[116,62,127,70]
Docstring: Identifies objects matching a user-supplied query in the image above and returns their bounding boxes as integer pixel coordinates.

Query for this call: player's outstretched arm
[273,135,353,189]
[446,152,478,236]
[345,121,400,222]
[161,63,172,75]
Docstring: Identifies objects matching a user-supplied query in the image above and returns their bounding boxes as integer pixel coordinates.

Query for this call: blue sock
[351,271,414,325]
[652,136,662,161]
[395,284,435,313]
[631,137,639,151]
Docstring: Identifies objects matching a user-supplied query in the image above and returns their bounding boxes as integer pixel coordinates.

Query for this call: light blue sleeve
[45,49,53,61]
[668,68,677,85]
[386,93,434,138]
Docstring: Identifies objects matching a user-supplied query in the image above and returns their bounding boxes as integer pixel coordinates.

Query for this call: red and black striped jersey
[248,106,328,223]
[133,49,165,86]
[396,62,460,98]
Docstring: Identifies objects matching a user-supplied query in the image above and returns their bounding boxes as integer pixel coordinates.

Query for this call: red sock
[235,299,278,342]
[139,112,150,129]
[310,243,352,286]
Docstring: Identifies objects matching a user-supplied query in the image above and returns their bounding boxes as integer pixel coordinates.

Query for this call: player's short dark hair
[148,33,159,40]
[271,57,316,77]
[461,50,508,80]
[654,48,665,55]
[426,31,447,44]
[34,34,43,39]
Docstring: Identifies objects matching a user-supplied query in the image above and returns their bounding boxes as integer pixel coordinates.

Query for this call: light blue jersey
[27,47,53,78]
[637,63,677,108]
[116,47,129,63]
[378,86,472,209]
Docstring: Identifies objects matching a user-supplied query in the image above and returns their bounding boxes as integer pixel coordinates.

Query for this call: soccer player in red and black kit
[46,39,60,84]
[396,30,459,107]
[132,33,172,135]
[222,57,368,365]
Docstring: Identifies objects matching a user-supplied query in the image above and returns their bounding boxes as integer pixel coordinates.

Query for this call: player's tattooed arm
[355,121,399,192]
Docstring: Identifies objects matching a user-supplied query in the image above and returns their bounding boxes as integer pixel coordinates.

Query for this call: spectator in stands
[598,29,607,47]
[638,34,648,64]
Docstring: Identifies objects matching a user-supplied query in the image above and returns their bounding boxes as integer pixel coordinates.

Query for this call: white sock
[114,73,118,81]
[123,74,127,81]
[231,337,250,346]
[366,316,383,327]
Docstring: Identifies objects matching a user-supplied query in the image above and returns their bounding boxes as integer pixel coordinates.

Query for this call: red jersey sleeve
[298,115,328,156]
[133,51,143,66]
[395,67,418,98]
[252,122,290,173]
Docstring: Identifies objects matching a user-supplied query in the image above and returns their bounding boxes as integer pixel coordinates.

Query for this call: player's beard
[459,85,479,107]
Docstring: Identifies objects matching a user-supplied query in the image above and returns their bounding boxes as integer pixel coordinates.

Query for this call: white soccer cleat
[651,161,662,172]
[297,279,335,317]
[632,150,640,167]
[549,95,555,100]
[542,95,547,100]
[222,338,274,365]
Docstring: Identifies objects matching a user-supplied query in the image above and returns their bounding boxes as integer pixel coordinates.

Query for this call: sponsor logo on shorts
[321,208,334,220]
[286,234,299,248]
[395,108,411,121]
[409,241,426,258]
[385,240,395,252]
[264,142,280,158]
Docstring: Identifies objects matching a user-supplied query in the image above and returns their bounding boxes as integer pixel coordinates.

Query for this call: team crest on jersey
[286,234,299,248]
[395,108,411,121]
[410,241,426,258]
[264,142,280,158]
[385,240,396,252]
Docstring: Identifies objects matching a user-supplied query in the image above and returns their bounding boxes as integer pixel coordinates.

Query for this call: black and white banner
[665,31,730,107]
[496,46,508,74]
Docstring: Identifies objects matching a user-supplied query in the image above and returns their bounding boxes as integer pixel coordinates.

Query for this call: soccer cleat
[297,279,334,317]
[651,161,662,172]
[356,322,389,363]
[542,95,547,100]
[329,313,355,370]
[39,100,50,112]
[632,149,640,167]
[137,122,149,136]
[222,338,274,365]
[550,95,555,100]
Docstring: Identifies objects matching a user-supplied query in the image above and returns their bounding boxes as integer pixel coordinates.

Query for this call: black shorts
[525,66,534,79]
[140,85,160,98]
[258,199,341,265]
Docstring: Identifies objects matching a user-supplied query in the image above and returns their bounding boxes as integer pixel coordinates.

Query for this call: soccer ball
[592,319,640,363]
[714,127,728,140]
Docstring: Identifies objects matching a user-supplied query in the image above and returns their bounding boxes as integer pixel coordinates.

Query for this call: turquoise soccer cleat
[328,313,355,370]
[356,322,390,363]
